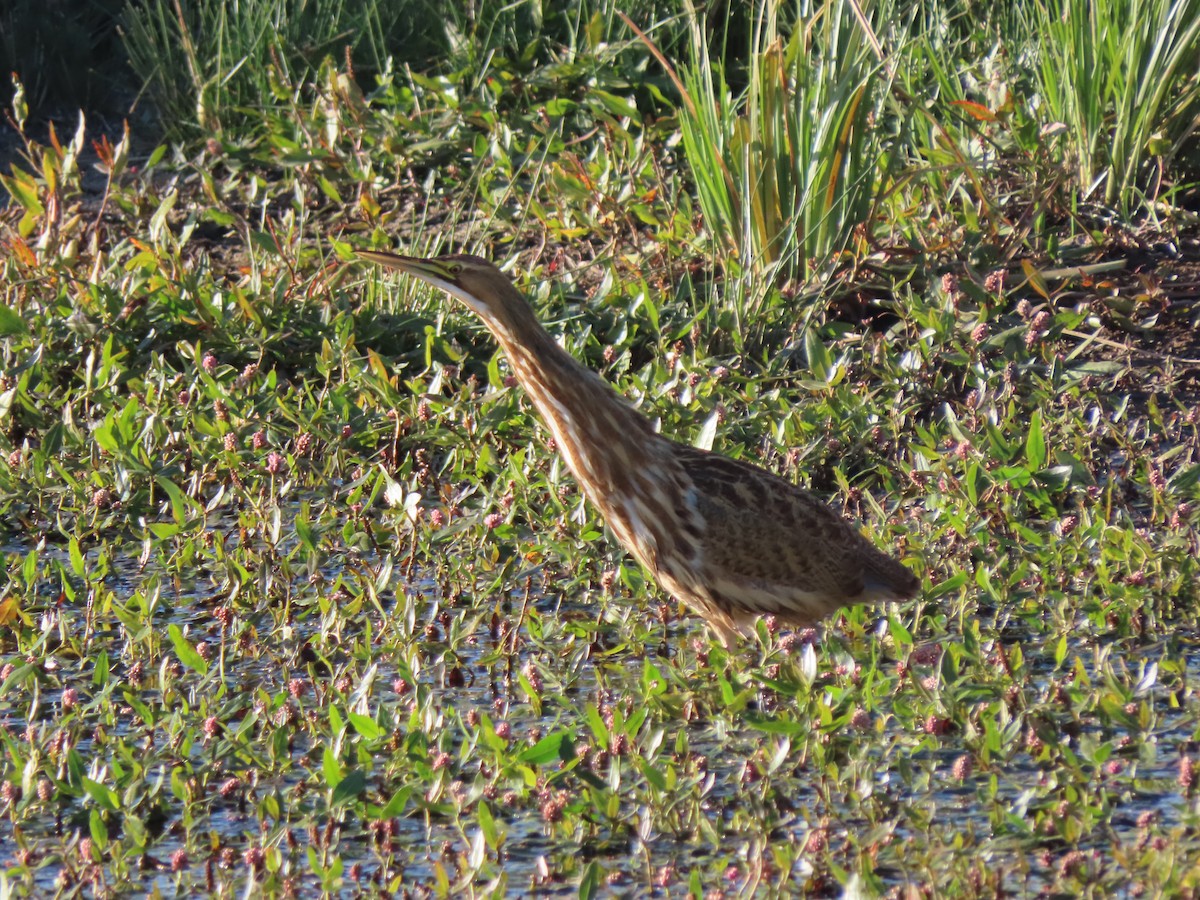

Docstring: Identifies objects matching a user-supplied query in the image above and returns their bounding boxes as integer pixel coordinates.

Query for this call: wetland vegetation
[2,0,1200,895]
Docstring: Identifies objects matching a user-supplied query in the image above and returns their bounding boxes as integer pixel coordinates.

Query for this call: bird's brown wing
[673,445,918,623]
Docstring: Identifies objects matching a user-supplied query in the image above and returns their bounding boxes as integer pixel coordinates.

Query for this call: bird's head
[356,250,516,321]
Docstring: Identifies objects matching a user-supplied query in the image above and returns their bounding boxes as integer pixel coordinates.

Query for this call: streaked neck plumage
[468,279,664,506]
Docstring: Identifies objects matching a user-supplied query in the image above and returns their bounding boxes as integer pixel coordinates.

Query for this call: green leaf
[578,860,603,900]
[376,786,412,819]
[67,749,85,787]
[889,616,913,646]
[348,711,383,742]
[317,175,343,204]
[0,171,43,215]
[718,672,735,706]
[940,645,959,683]
[694,410,718,451]
[93,412,121,455]
[167,624,208,674]
[331,769,366,805]
[123,692,157,727]
[584,704,609,749]
[1170,463,1200,492]
[322,746,342,788]
[518,731,571,766]
[477,801,500,849]
[68,537,85,578]
[93,650,109,686]
[21,547,38,588]
[965,462,984,505]
[1055,634,1068,668]
[0,303,27,336]
[543,98,577,117]
[249,230,278,255]
[640,286,659,332]
[82,777,120,812]
[295,504,316,551]
[88,808,108,848]
[805,329,832,380]
[0,667,32,700]
[590,89,638,119]
[638,759,667,791]
[155,476,188,523]
[928,572,968,598]
[260,792,281,820]
[307,846,326,878]
[124,813,147,849]
[995,465,1033,488]
[1035,465,1074,490]
[1070,359,1126,376]
[744,715,805,736]
[517,670,543,715]
[148,189,178,242]
[1025,408,1047,471]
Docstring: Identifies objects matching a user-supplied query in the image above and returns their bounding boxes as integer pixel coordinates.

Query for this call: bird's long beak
[357,250,440,278]
[356,249,476,309]
[356,249,463,296]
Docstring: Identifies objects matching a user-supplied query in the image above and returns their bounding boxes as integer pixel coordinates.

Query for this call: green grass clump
[1023,0,1200,212]
[669,0,887,286]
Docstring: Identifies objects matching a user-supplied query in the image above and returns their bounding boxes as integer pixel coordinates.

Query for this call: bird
[357,250,919,646]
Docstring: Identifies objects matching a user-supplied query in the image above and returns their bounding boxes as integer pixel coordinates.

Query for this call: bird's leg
[705,615,741,650]
[508,578,533,657]
[504,578,534,697]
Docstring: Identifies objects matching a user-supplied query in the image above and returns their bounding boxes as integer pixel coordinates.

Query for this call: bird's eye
[448,263,462,276]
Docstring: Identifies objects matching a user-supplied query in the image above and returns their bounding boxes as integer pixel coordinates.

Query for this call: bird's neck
[477,289,664,499]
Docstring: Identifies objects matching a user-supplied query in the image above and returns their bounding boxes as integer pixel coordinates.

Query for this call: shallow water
[2,513,1198,896]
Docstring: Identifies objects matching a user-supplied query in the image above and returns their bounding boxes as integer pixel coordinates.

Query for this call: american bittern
[358,251,919,645]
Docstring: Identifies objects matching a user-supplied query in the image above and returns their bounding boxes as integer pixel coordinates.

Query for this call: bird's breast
[500,338,702,571]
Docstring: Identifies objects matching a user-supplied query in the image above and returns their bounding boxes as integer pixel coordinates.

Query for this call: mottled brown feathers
[673,446,919,620]
[360,251,919,645]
